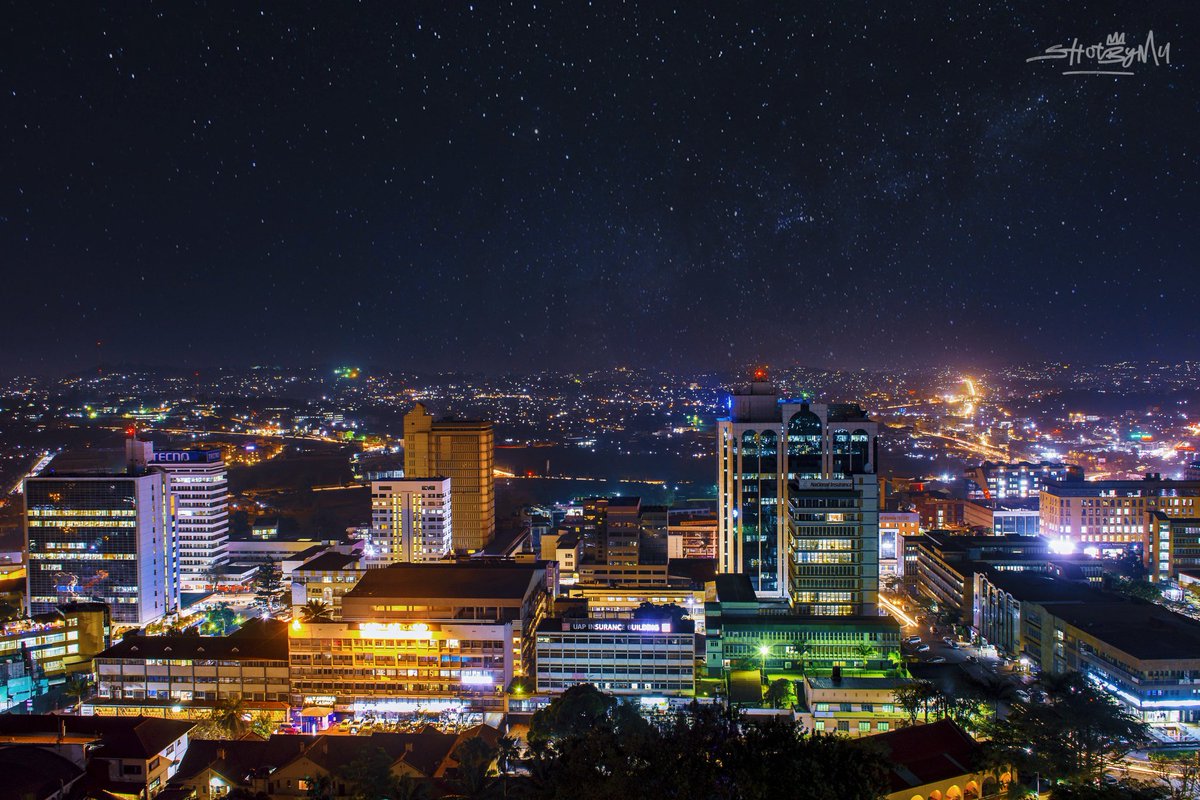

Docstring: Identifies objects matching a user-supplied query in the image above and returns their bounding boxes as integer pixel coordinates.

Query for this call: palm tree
[63,673,91,708]
[300,600,333,623]
[212,695,249,738]
[852,642,877,670]
[495,735,520,799]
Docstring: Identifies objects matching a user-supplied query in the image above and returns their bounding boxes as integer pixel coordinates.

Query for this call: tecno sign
[150,450,220,464]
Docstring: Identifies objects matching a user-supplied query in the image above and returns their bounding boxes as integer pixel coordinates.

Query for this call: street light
[758,645,770,683]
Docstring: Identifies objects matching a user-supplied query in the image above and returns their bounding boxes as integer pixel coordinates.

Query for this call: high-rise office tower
[25,471,178,625]
[367,474,452,564]
[716,372,879,602]
[144,447,229,590]
[403,404,495,553]
[786,474,880,615]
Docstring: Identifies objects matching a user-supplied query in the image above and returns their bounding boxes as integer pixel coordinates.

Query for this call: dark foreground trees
[982,671,1150,792]
[520,684,889,800]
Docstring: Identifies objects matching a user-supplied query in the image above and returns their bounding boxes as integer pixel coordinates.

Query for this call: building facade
[1040,477,1200,557]
[966,461,1083,501]
[878,512,919,582]
[288,563,550,714]
[716,375,878,599]
[1147,512,1200,583]
[367,475,452,565]
[403,404,495,553]
[534,617,695,696]
[92,621,290,719]
[146,448,230,591]
[25,472,178,626]
[786,476,880,615]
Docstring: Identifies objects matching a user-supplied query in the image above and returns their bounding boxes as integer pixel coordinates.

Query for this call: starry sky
[1,3,1196,374]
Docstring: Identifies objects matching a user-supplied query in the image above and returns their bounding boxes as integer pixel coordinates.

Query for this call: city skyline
[3,4,1197,373]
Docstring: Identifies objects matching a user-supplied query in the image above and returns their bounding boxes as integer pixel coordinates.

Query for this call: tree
[982,671,1149,788]
[518,693,890,800]
[495,735,520,800]
[62,673,91,708]
[211,695,249,739]
[252,563,284,610]
[340,746,401,800]
[1106,577,1163,604]
[300,599,333,623]
[304,774,335,800]
[528,683,619,744]
[250,713,277,740]
[206,602,237,635]
[852,642,877,669]
[1148,749,1200,800]
[893,680,944,726]
[448,735,498,799]
[1047,781,1166,800]
[765,678,796,710]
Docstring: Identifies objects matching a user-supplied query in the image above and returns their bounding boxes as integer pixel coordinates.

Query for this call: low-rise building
[1023,597,1200,727]
[171,730,476,800]
[1147,512,1200,583]
[0,602,110,681]
[92,619,290,721]
[878,512,919,581]
[865,719,1014,800]
[534,617,695,696]
[289,550,365,619]
[1040,476,1200,558]
[703,574,900,677]
[797,675,911,737]
[914,533,1051,624]
[0,714,194,799]
[288,562,550,715]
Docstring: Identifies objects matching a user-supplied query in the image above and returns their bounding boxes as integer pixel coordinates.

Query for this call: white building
[368,475,452,565]
[146,448,230,591]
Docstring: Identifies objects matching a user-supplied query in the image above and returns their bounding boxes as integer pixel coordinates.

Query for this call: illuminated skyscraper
[403,404,495,552]
[717,372,879,604]
[367,474,452,564]
[145,447,229,591]
[25,472,178,626]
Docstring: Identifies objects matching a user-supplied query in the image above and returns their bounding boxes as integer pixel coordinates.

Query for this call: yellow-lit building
[1041,478,1200,557]
[289,562,549,715]
[403,404,495,553]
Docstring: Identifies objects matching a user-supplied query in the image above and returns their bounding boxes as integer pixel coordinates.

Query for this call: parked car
[916,644,931,653]
[904,636,922,645]
[942,636,954,645]
[950,641,960,649]
[928,656,947,663]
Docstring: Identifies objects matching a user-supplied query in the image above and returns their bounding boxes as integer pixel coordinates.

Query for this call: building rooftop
[807,675,911,690]
[0,715,194,760]
[708,574,758,605]
[0,746,85,799]
[346,562,545,601]
[1042,478,1200,497]
[861,719,982,793]
[1046,600,1200,662]
[296,552,361,573]
[980,570,1105,603]
[97,619,289,662]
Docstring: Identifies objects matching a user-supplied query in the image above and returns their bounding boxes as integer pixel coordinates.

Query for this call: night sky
[2,3,1196,374]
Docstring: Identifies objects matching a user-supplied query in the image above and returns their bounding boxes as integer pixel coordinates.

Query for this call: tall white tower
[146,447,230,591]
[368,474,453,565]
